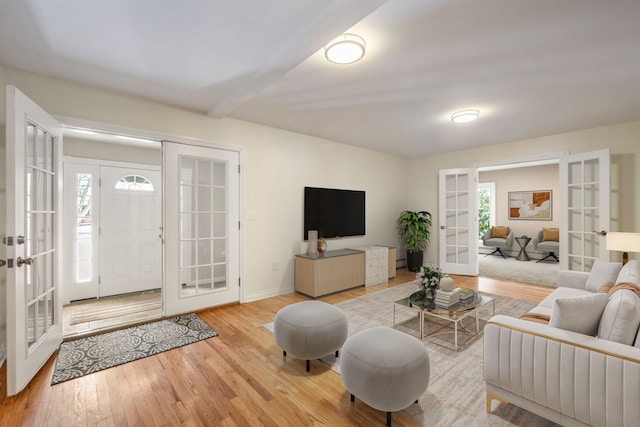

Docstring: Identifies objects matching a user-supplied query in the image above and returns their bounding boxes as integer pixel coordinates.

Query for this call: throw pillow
[491,226,509,239]
[549,293,608,336]
[585,259,623,293]
[598,289,640,345]
[542,228,559,242]
[615,259,640,288]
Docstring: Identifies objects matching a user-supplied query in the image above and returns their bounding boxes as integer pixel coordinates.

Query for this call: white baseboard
[244,286,294,303]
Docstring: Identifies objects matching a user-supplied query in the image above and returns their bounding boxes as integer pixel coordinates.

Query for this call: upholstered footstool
[340,326,430,426]
[274,300,348,372]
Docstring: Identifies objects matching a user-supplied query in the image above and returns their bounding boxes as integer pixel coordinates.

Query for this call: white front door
[560,149,611,271]
[438,168,479,275]
[99,166,162,297]
[164,142,240,315]
[5,85,63,395]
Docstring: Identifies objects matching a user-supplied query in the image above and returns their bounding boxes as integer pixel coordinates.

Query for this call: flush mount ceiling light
[451,109,480,123]
[325,33,366,64]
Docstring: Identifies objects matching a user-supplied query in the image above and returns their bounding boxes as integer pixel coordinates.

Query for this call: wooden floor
[0,270,552,427]
[63,290,162,338]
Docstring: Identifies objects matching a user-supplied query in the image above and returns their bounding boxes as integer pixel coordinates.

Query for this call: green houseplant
[398,210,433,272]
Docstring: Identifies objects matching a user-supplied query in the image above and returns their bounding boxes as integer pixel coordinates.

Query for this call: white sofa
[484,260,640,427]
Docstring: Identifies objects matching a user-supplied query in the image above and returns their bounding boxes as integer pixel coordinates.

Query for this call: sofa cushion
[635,323,640,348]
[598,289,640,345]
[549,293,608,336]
[537,287,593,310]
[615,259,640,288]
[585,259,623,293]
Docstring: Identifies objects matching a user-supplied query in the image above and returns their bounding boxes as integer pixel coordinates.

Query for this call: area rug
[52,313,217,385]
[266,282,560,426]
[479,254,558,287]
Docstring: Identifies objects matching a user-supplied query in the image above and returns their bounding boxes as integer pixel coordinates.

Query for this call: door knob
[16,257,33,267]
[440,225,446,229]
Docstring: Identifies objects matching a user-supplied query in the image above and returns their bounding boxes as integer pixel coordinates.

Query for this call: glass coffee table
[393,290,495,351]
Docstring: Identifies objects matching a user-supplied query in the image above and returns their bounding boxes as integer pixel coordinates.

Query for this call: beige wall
[408,121,640,265]
[480,164,559,254]
[64,137,162,165]
[1,65,409,303]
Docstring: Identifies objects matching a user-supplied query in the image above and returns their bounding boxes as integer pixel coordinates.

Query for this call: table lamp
[606,232,640,265]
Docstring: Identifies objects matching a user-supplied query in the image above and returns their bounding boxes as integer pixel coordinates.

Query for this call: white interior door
[438,168,479,275]
[560,149,610,271]
[99,166,162,297]
[164,142,240,315]
[5,85,63,396]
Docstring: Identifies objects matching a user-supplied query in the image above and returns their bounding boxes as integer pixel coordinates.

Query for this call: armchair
[534,227,559,263]
[482,226,514,259]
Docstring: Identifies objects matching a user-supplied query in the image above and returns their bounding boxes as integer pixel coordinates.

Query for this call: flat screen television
[304,187,365,239]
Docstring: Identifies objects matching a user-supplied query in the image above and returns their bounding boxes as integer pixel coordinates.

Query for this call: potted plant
[398,210,433,272]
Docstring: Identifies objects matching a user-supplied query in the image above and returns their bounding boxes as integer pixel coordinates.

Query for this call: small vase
[307,230,319,257]
[317,237,327,255]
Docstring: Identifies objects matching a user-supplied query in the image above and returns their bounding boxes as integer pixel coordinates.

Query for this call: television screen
[304,187,365,239]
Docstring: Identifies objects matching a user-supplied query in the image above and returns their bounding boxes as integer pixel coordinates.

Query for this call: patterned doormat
[52,313,217,385]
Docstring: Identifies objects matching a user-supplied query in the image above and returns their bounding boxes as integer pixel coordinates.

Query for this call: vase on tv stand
[317,237,327,255]
[307,230,319,257]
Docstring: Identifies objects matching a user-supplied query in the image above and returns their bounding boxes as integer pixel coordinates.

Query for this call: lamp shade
[606,232,640,252]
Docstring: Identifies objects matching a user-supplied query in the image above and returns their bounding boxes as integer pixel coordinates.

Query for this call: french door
[164,142,240,315]
[438,168,478,275]
[5,85,63,395]
[560,149,610,271]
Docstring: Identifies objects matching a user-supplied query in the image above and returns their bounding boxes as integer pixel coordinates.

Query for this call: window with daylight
[76,173,92,282]
[115,174,154,191]
[478,182,496,241]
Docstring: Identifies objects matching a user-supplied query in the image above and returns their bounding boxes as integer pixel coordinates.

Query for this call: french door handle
[592,230,607,236]
[440,225,446,230]
[16,257,33,267]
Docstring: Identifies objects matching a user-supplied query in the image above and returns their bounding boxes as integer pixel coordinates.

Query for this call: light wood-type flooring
[63,290,162,338]
[0,269,552,426]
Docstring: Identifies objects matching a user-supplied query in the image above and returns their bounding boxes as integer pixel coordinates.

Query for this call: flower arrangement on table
[415,264,443,299]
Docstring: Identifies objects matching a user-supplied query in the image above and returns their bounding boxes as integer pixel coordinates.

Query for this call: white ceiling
[2,0,640,158]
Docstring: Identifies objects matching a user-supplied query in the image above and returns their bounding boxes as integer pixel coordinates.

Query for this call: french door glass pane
[25,121,57,349]
[178,155,228,296]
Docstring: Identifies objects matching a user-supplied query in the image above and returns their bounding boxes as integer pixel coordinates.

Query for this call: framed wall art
[508,190,552,220]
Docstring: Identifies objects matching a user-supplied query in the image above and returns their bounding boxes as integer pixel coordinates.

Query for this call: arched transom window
[115,174,154,191]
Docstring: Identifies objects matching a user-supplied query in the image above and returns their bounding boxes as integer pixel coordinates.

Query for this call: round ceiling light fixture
[451,109,480,123]
[325,33,366,64]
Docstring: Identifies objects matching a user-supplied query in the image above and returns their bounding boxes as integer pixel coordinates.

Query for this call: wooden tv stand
[294,249,365,297]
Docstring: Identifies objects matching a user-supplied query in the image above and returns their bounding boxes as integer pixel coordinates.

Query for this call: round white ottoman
[274,300,348,372]
[340,326,430,426]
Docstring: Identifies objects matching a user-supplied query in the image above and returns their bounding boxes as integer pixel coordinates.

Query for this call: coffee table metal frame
[393,291,495,351]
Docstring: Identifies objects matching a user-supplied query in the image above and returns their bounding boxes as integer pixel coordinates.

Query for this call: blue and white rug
[52,313,217,385]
